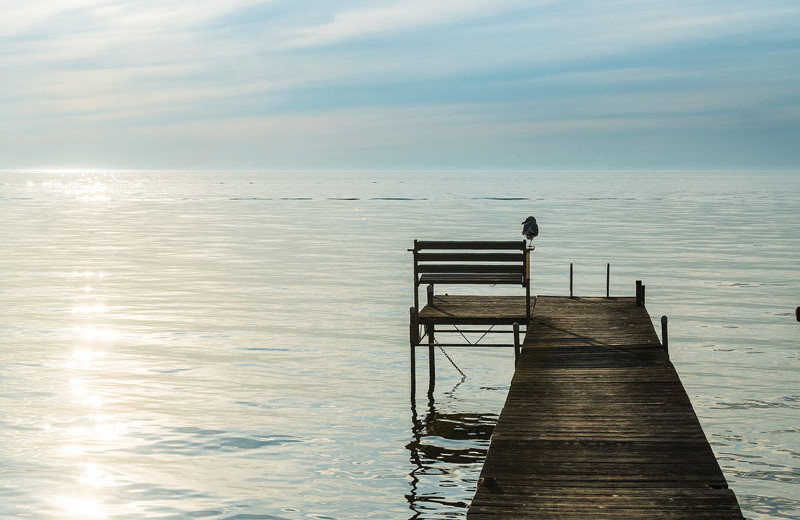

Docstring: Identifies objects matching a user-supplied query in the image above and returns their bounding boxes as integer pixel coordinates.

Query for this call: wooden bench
[409,240,531,396]
[411,240,531,319]
[409,240,533,396]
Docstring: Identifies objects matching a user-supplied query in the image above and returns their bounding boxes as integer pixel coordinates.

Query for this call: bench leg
[409,307,418,401]
[410,344,416,401]
[427,324,435,396]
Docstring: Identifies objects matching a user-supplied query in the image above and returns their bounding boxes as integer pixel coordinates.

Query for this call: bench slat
[415,253,524,262]
[419,273,523,284]
[417,264,524,274]
[416,240,526,250]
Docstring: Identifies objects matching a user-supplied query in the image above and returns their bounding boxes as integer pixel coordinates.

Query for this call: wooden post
[569,263,573,298]
[525,282,531,323]
[513,322,521,364]
[423,289,435,394]
[641,284,646,306]
[525,248,531,322]
[413,240,419,312]
[661,315,669,357]
[410,307,417,400]
[606,263,610,298]
[635,280,642,307]
[427,324,435,396]
[526,247,531,280]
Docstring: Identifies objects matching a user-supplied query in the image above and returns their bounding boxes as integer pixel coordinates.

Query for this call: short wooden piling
[661,315,669,357]
[569,263,573,298]
[606,262,610,298]
[513,322,520,364]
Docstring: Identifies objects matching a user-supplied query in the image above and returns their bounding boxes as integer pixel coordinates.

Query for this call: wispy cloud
[282,0,548,48]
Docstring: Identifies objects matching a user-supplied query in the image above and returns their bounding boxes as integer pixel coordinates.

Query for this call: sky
[1,0,799,170]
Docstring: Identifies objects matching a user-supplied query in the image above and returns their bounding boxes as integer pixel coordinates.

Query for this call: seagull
[521,216,538,246]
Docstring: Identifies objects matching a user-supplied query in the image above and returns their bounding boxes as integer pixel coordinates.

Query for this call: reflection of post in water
[406,395,497,519]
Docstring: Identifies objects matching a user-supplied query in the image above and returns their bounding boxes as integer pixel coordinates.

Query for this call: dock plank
[466,296,744,520]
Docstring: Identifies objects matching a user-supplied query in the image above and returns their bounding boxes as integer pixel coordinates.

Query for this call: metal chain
[435,340,466,378]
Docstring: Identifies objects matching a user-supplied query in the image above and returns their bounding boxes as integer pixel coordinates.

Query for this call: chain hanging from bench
[435,342,466,378]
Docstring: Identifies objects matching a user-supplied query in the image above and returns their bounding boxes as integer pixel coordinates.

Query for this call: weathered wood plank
[418,295,529,324]
[417,263,525,274]
[466,296,744,520]
[415,240,526,250]
[418,272,524,285]
[416,252,525,262]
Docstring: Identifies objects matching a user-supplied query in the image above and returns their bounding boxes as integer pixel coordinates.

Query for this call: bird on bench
[522,216,538,246]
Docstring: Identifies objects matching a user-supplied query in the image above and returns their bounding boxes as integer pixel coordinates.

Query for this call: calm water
[0,170,798,519]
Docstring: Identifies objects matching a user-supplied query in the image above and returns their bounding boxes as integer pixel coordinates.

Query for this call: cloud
[0,0,275,36]
[282,0,548,48]
[0,0,799,168]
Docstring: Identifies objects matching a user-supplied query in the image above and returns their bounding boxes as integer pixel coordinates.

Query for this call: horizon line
[2,167,799,174]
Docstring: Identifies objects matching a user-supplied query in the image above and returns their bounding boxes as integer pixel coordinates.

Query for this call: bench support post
[525,248,532,322]
[526,285,531,323]
[412,240,419,313]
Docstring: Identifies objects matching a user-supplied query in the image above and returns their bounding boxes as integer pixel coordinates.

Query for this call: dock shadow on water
[406,393,497,519]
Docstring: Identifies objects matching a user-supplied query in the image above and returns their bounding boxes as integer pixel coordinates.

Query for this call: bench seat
[417,295,529,325]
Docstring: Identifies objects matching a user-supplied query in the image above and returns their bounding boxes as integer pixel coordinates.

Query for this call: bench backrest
[412,240,530,311]
[414,240,527,280]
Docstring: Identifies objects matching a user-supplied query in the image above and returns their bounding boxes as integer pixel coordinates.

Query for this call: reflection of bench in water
[409,240,532,396]
[407,396,497,516]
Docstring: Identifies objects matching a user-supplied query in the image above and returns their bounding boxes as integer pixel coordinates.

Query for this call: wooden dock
[464,296,744,519]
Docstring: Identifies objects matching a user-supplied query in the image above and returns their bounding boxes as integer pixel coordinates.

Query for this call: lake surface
[0,170,797,519]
